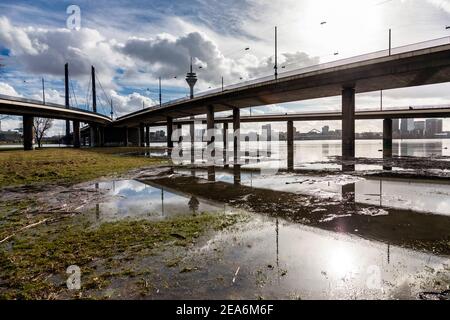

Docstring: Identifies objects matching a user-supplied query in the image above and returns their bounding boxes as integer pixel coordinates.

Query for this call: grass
[0,211,244,299]
[0,147,166,188]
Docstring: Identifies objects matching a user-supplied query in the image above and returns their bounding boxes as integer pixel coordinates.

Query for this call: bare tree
[34,118,53,148]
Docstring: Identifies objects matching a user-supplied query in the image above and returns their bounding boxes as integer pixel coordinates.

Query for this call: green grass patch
[0,148,166,188]
[0,211,245,299]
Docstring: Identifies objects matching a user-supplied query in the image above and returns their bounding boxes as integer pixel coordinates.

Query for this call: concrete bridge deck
[143,105,450,126]
[0,94,112,125]
[115,37,450,127]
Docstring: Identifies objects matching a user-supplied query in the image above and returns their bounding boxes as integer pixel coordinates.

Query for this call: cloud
[0,16,129,85]
[0,16,37,55]
[247,51,320,78]
[426,0,450,13]
[110,90,156,116]
[118,32,242,84]
[0,81,20,96]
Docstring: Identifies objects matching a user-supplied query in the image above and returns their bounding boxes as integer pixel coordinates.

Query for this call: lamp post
[274,26,278,80]
[159,76,162,107]
[42,77,45,105]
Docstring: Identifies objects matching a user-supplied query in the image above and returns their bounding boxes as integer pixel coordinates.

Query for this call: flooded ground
[67,165,449,299]
[1,140,449,299]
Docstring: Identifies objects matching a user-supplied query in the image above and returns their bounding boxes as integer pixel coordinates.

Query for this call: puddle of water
[81,168,450,299]
[354,178,450,217]
[173,167,450,217]
[89,180,228,222]
[175,216,449,299]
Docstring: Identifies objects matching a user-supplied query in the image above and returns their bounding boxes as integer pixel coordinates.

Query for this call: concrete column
[99,126,105,147]
[233,108,240,164]
[167,117,173,148]
[223,122,229,167]
[73,121,80,148]
[234,164,241,185]
[123,126,128,147]
[23,115,34,151]
[190,118,195,164]
[90,125,98,147]
[145,125,150,147]
[342,86,356,160]
[287,120,294,171]
[139,123,145,147]
[383,118,393,171]
[207,166,215,182]
[206,105,215,156]
[383,119,393,158]
[65,120,71,144]
[177,124,183,143]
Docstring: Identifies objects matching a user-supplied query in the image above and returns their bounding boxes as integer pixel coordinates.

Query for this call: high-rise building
[262,124,272,141]
[400,119,415,134]
[322,125,330,135]
[392,119,400,133]
[425,119,443,137]
[414,121,425,135]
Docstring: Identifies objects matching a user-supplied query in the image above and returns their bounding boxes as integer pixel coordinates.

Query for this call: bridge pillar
[206,105,215,157]
[123,127,129,147]
[383,119,393,158]
[99,126,105,147]
[342,86,355,160]
[234,164,241,185]
[139,123,145,147]
[233,108,240,165]
[287,120,294,171]
[177,124,183,143]
[223,122,229,167]
[167,117,173,149]
[89,125,103,147]
[23,115,34,151]
[383,118,393,170]
[207,166,215,182]
[207,105,215,175]
[190,118,195,164]
[145,125,150,147]
[73,121,80,148]
[89,125,96,147]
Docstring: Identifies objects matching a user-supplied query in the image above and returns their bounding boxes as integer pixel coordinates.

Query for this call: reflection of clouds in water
[99,180,148,196]
[355,180,450,216]
[95,180,223,221]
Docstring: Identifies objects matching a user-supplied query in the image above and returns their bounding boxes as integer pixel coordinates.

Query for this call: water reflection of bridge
[143,167,450,256]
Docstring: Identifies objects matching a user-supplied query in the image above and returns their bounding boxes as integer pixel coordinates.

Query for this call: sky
[1,0,450,136]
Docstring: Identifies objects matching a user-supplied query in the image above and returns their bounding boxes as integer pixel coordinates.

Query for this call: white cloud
[0,16,130,87]
[110,90,156,116]
[0,82,21,96]
[427,0,450,13]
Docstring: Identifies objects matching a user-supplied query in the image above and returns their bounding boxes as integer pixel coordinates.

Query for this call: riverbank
[0,147,166,188]
[0,148,449,299]
[0,203,245,299]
